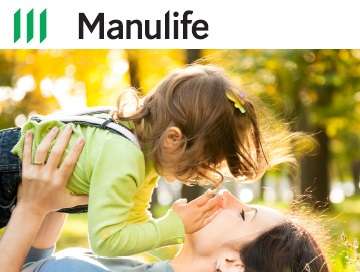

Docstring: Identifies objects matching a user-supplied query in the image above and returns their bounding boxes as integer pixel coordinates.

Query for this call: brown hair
[240,221,329,272]
[114,64,298,186]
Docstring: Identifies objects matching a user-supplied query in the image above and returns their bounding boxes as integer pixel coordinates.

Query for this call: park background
[0,49,359,271]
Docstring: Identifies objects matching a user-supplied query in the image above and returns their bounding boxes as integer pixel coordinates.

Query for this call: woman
[0,129,329,272]
[24,194,331,272]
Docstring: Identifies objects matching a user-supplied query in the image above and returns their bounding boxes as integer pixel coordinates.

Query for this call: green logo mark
[14,9,47,43]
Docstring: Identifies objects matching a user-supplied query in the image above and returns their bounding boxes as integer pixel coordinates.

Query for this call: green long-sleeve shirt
[12,119,185,257]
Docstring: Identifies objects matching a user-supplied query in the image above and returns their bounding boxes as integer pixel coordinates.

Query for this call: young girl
[0,64,294,257]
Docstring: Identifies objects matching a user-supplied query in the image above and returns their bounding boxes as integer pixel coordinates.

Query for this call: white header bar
[0,0,359,49]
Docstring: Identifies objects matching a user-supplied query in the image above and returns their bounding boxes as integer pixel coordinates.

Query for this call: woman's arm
[32,212,67,249]
[0,201,48,272]
[0,126,86,272]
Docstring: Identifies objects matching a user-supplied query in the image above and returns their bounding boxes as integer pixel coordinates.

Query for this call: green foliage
[208,49,360,179]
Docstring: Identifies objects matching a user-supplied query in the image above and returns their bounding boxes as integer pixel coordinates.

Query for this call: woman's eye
[239,207,258,222]
[240,209,246,221]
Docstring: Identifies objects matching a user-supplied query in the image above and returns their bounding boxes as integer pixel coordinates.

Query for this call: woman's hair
[240,221,329,272]
[113,64,301,186]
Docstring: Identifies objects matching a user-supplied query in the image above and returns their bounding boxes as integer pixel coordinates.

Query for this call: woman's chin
[185,220,220,254]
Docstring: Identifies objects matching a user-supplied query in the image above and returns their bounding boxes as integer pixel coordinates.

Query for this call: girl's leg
[0,128,22,228]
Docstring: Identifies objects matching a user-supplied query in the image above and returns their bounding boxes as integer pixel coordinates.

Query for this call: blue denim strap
[30,109,140,148]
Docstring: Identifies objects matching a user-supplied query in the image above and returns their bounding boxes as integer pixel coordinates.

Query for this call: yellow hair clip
[226,92,246,114]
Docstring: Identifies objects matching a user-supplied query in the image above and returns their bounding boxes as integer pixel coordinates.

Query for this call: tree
[126,50,140,89]
[214,49,360,207]
[352,161,360,195]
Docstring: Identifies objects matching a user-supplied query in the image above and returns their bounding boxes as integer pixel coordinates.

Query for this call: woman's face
[187,190,285,271]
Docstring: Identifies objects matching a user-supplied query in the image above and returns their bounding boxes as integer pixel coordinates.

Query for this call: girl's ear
[162,126,183,151]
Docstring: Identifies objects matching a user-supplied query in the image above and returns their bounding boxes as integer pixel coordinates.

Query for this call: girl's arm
[88,137,185,256]
[88,136,220,257]
[0,126,86,272]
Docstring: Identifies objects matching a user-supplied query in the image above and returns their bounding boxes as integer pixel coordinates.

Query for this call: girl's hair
[240,221,329,272]
[113,64,299,186]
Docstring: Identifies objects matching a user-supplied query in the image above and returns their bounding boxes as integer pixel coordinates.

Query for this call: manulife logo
[13,9,47,43]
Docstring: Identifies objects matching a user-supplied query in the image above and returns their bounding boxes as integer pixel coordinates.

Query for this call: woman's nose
[221,190,243,208]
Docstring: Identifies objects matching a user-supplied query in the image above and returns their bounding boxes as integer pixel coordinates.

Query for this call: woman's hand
[17,125,88,215]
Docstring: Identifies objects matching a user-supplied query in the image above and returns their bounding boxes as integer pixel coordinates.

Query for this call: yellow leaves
[300,89,318,106]
[266,84,277,96]
[354,92,360,102]
[0,50,190,117]
[310,74,326,86]
[303,51,316,63]
[351,49,360,60]
[258,69,276,84]
[264,59,278,70]
[309,61,326,73]
[326,117,346,137]
[355,104,360,120]
[339,50,351,62]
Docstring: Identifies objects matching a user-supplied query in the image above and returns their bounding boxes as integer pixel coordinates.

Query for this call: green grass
[57,213,89,250]
[328,197,360,271]
[41,196,360,270]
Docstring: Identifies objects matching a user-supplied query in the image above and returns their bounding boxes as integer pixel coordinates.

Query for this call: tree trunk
[259,175,266,201]
[351,160,360,195]
[294,92,330,209]
[300,127,330,209]
[186,49,202,64]
[126,50,140,89]
[181,49,204,200]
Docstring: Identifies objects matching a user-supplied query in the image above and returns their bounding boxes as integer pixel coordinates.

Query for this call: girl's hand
[17,125,88,216]
[172,191,222,234]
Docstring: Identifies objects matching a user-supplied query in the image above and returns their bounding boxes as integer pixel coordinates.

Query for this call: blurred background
[0,49,359,271]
